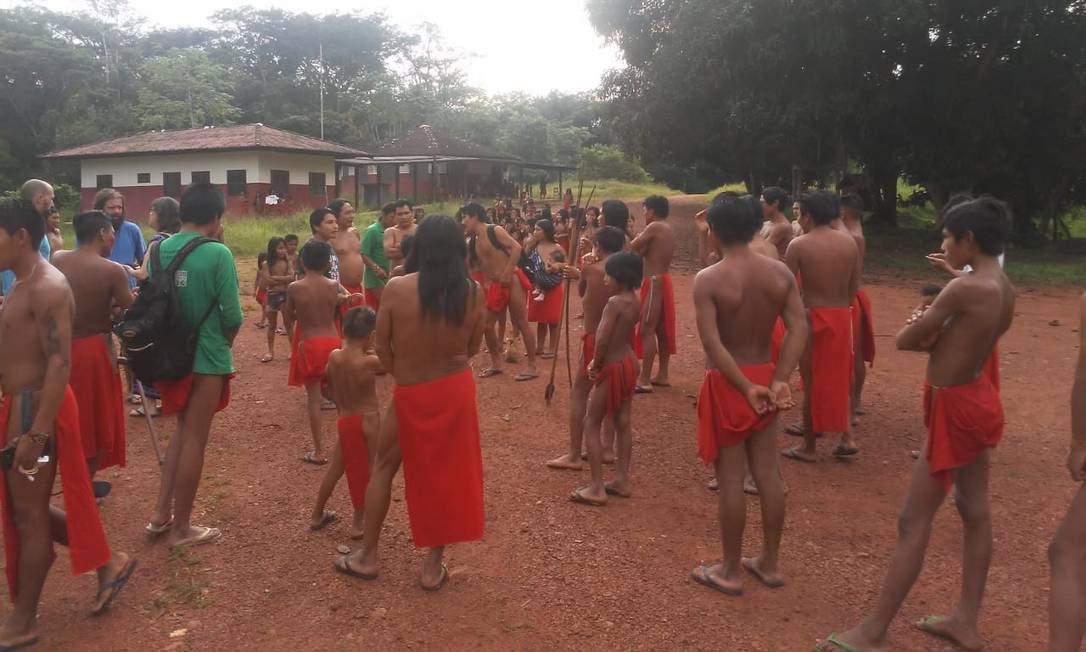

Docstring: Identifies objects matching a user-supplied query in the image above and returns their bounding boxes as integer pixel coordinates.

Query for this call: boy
[821,196,1014,652]
[310,307,381,538]
[631,195,675,391]
[689,194,806,597]
[285,241,345,465]
[570,251,642,506]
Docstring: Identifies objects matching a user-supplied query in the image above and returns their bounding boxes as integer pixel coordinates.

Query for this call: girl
[261,237,294,362]
[254,253,269,329]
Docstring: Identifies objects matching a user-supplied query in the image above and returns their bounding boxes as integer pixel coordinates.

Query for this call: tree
[136,50,240,129]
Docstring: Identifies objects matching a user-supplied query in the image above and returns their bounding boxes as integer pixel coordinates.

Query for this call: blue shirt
[108,220,146,288]
[0,237,50,295]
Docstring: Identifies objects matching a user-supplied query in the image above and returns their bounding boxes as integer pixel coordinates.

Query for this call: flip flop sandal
[833,445,860,458]
[634,385,654,394]
[260,354,274,363]
[817,633,859,652]
[421,563,449,592]
[690,565,742,596]
[170,526,222,550]
[741,557,784,588]
[477,368,503,379]
[302,452,330,466]
[145,516,173,536]
[784,424,806,437]
[91,557,138,616]
[914,615,975,649]
[539,352,556,359]
[129,405,160,418]
[309,510,338,531]
[650,380,671,387]
[604,483,631,498]
[568,488,606,507]
[333,554,377,580]
[781,447,816,463]
[0,635,39,651]
[513,372,539,382]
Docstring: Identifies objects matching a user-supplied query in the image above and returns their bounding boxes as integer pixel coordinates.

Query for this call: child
[285,241,347,464]
[281,234,300,335]
[310,307,382,537]
[260,237,294,362]
[531,248,567,302]
[570,250,643,506]
[254,252,268,328]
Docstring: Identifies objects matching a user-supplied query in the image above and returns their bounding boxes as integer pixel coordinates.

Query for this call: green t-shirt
[361,221,389,290]
[156,231,243,375]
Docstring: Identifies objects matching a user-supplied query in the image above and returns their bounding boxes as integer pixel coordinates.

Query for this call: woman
[525,219,565,358]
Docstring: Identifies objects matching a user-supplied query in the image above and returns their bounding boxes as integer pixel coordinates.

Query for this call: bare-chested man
[0,199,136,649]
[782,191,860,463]
[760,186,794,259]
[839,194,875,422]
[460,202,538,381]
[689,193,806,597]
[821,196,1014,652]
[383,199,416,275]
[630,195,676,391]
[1048,291,1086,652]
[330,198,364,298]
[52,211,131,480]
[546,226,627,470]
[336,214,486,591]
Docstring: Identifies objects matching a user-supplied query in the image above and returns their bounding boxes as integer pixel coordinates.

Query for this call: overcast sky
[4,0,624,96]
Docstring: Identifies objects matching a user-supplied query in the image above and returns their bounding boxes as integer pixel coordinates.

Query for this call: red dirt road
[12,196,1083,650]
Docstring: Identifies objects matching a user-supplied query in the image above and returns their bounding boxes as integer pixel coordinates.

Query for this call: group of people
[0,173,1084,652]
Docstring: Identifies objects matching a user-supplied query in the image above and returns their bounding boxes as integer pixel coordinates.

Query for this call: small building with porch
[335,124,575,207]
[42,124,368,220]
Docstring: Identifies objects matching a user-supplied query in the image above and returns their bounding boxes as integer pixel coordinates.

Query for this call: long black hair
[266,236,286,264]
[405,214,474,325]
[535,218,556,243]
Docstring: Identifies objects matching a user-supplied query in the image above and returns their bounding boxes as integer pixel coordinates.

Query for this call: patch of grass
[556,178,682,202]
[153,549,212,611]
[703,182,749,198]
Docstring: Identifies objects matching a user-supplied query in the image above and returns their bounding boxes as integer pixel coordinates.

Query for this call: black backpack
[486,224,535,283]
[114,236,216,383]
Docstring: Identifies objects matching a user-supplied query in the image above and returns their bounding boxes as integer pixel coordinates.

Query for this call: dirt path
[18,197,1082,650]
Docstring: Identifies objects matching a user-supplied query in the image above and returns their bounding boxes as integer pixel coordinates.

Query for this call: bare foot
[309,509,338,531]
[569,486,607,507]
[743,476,758,495]
[741,556,784,588]
[580,451,616,465]
[915,615,984,651]
[782,445,817,463]
[603,480,631,498]
[650,376,670,387]
[350,512,365,540]
[546,454,583,471]
[690,563,742,596]
[0,626,38,651]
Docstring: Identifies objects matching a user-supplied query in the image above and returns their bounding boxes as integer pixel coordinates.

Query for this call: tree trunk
[869,167,898,226]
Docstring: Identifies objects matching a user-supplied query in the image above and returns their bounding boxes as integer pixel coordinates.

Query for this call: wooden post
[376,164,383,207]
[353,164,360,208]
[412,162,419,203]
[558,169,563,197]
[395,163,401,201]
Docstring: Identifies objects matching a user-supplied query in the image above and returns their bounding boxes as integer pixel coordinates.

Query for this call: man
[460,202,538,381]
[839,194,876,421]
[44,208,62,256]
[1,181,54,295]
[330,199,363,299]
[630,195,676,392]
[336,214,486,591]
[760,186,794,259]
[361,203,395,310]
[146,184,243,549]
[781,191,860,462]
[298,208,339,281]
[51,211,132,479]
[0,199,136,650]
[1048,291,1086,652]
[821,196,1013,652]
[95,189,145,289]
[690,194,806,597]
[383,199,416,276]
[546,226,626,470]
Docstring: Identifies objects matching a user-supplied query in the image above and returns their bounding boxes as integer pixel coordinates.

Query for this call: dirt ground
[15,196,1084,650]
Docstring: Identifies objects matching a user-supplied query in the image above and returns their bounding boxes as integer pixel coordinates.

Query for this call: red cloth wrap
[256,288,267,306]
[527,282,564,324]
[70,335,125,469]
[1,388,111,601]
[808,307,853,433]
[288,335,341,387]
[852,288,876,366]
[983,345,1000,393]
[634,273,677,357]
[581,332,595,375]
[395,368,484,548]
[364,289,381,312]
[340,285,365,319]
[697,365,778,464]
[337,415,371,510]
[593,355,637,417]
[482,269,532,313]
[770,318,787,364]
[157,374,232,416]
[923,375,1003,490]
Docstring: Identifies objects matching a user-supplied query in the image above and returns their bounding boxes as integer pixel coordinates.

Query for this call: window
[398,164,410,175]
[365,165,377,176]
[137,173,151,184]
[270,170,289,196]
[191,171,211,185]
[226,169,247,196]
[164,172,181,197]
[95,174,113,189]
[436,163,448,174]
[309,172,326,197]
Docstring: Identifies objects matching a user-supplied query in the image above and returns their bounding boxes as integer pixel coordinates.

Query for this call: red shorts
[337,414,372,510]
[635,273,677,357]
[288,335,341,387]
[696,364,778,464]
[923,375,1003,489]
[527,282,564,325]
[808,307,853,433]
[157,373,233,416]
[70,334,125,469]
[593,355,637,417]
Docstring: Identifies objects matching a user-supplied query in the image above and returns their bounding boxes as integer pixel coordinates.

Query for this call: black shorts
[265,291,287,312]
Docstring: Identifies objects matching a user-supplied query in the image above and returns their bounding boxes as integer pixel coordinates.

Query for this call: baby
[532,248,567,302]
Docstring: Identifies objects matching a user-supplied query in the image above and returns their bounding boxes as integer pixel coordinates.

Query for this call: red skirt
[808,307,853,433]
[983,345,1000,394]
[364,288,381,312]
[923,375,1003,490]
[288,335,341,387]
[770,317,787,364]
[482,269,532,313]
[581,332,596,375]
[157,374,232,416]
[527,282,564,324]
[395,368,484,548]
[594,355,637,417]
[337,414,371,510]
[70,335,125,469]
[256,288,267,307]
[634,273,677,357]
[852,288,876,366]
[696,364,778,464]
[1,388,111,600]
[340,285,366,319]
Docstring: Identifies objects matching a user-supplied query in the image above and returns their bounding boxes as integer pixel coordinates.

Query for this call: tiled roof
[42,124,368,159]
[374,125,519,161]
